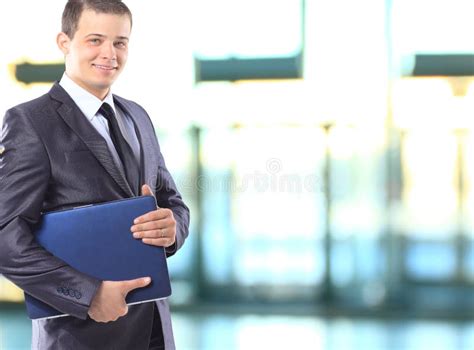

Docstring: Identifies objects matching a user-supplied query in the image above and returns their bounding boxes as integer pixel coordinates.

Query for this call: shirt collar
[59,73,116,122]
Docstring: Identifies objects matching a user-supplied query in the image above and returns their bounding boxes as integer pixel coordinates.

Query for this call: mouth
[92,64,118,71]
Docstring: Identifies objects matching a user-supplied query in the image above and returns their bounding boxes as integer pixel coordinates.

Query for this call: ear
[56,32,71,55]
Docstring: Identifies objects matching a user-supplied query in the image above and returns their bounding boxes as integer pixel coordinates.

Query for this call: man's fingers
[141,184,154,197]
[133,208,169,225]
[88,280,139,323]
[133,229,164,239]
[121,277,151,294]
[131,219,172,234]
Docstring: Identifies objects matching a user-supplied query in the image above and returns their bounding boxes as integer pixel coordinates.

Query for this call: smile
[92,64,117,71]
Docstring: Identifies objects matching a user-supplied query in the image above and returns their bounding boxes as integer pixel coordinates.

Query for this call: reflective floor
[0,306,473,350]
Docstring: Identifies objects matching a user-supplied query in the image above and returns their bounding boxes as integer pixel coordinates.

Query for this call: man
[0,0,189,349]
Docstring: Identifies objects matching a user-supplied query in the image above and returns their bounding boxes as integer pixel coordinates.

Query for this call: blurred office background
[1,0,473,349]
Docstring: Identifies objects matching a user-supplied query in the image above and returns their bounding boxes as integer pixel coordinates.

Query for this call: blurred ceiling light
[191,0,302,59]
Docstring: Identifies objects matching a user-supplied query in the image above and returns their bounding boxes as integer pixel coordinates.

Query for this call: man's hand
[88,277,151,323]
[130,184,176,248]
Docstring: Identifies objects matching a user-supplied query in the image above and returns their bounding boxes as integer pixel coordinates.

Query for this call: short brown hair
[62,0,132,38]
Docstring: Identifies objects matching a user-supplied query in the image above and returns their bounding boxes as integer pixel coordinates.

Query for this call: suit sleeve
[0,107,101,319]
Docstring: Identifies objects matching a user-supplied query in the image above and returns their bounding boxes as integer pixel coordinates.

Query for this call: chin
[94,78,115,89]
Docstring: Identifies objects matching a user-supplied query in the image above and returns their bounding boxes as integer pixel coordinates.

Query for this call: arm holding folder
[90,184,178,323]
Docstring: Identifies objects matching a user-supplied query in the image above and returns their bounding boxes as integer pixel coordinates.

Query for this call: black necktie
[99,103,140,195]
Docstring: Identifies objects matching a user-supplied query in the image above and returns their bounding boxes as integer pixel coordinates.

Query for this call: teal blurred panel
[409,55,474,76]
[194,54,303,82]
[14,62,64,84]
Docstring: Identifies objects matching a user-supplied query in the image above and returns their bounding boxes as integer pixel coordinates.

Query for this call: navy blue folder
[24,196,172,320]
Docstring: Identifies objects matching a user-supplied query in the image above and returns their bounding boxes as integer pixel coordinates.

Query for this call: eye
[114,41,127,49]
[89,38,101,45]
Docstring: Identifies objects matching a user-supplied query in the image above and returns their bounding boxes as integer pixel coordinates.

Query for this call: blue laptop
[24,196,172,320]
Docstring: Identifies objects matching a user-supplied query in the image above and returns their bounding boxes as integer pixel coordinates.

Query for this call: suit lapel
[49,83,134,197]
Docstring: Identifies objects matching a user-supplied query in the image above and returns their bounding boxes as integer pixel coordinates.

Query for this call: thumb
[141,184,154,197]
[121,277,151,294]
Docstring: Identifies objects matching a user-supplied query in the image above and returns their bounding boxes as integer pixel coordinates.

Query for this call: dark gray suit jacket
[0,83,190,349]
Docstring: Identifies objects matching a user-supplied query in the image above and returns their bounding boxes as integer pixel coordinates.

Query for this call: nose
[101,41,117,60]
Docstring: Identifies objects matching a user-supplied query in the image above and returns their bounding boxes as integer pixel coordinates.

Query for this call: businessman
[0,0,189,349]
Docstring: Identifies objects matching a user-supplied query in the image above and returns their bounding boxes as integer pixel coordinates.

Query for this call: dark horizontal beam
[14,62,64,84]
[195,54,303,82]
[412,54,474,76]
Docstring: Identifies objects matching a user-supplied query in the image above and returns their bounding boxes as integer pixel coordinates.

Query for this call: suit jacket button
[57,287,63,294]
[75,291,82,299]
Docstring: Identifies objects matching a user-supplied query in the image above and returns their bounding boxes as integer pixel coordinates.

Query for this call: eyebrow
[85,33,129,41]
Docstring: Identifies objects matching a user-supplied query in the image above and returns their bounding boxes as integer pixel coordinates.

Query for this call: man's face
[57,9,131,100]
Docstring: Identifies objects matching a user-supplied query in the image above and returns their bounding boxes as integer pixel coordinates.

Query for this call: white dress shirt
[59,73,141,172]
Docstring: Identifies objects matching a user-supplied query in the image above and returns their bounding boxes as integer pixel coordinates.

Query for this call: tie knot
[99,103,115,121]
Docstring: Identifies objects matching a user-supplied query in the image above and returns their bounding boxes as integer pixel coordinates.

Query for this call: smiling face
[57,9,131,100]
